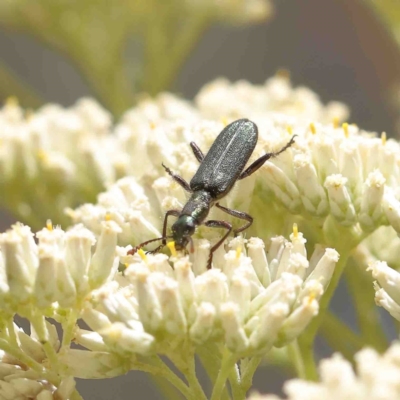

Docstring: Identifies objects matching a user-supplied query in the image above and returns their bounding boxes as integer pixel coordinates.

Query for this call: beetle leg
[239,135,296,179]
[145,209,180,254]
[204,220,232,269]
[162,163,192,192]
[128,236,166,255]
[215,203,253,234]
[190,141,205,163]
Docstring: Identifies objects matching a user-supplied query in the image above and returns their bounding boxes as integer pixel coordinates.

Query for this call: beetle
[128,118,296,269]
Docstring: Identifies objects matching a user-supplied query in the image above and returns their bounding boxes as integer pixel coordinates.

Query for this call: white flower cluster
[195,76,348,124]
[0,221,121,397]
[0,327,75,400]
[69,110,400,248]
[0,76,348,225]
[0,97,116,224]
[0,221,120,313]
[0,218,338,385]
[248,341,400,400]
[71,229,339,370]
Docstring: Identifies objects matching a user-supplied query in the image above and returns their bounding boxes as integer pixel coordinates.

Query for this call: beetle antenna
[127,236,171,255]
[274,134,297,156]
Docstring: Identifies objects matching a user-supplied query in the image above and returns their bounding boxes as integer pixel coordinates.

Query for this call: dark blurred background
[1,0,400,398]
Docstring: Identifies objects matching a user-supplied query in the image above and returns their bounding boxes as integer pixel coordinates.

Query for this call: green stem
[345,254,388,351]
[30,313,59,370]
[143,11,211,95]
[61,310,79,349]
[298,242,351,380]
[6,318,19,349]
[239,357,262,395]
[263,347,291,369]
[134,357,193,400]
[228,363,241,400]
[296,338,318,380]
[210,348,237,400]
[394,319,400,336]
[196,344,231,400]
[0,338,57,380]
[287,341,306,379]
[70,389,84,400]
[320,311,363,359]
[182,352,208,400]
[149,375,184,400]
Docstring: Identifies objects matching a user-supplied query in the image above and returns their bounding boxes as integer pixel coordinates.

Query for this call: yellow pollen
[221,117,229,127]
[46,219,53,231]
[235,246,242,259]
[307,293,316,305]
[6,96,19,107]
[138,248,147,261]
[167,241,177,257]
[292,223,298,238]
[381,132,387,145]
[332,117,339,129]
[105,213,112,221]
[286,126,293,135]
[309,122,316,134]
[342,123,349,138]
[149,121,156,130]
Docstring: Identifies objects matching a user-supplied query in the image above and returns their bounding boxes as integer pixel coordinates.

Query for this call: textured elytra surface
[190,119,258,198]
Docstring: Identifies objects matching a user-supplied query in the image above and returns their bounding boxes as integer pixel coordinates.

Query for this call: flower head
[248,342,400,400]
[0,76,348,227]
[72,228,339,367]
[0,220,120,314]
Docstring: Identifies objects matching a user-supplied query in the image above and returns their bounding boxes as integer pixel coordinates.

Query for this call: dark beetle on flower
[128,118,296,269]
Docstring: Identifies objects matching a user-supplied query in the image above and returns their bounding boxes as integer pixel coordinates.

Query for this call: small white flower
[368,260,400,320]
[247,342,400,400]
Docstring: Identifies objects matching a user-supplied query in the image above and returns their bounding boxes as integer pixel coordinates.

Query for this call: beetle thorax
[181,190,212,224]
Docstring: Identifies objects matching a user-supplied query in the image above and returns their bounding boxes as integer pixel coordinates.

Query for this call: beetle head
[171,215,196,250]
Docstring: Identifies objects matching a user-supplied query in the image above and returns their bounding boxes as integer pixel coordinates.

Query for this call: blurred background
[1,0,400,398]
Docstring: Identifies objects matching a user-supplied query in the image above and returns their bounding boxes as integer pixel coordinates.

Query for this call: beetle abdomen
[190,119,258,198]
